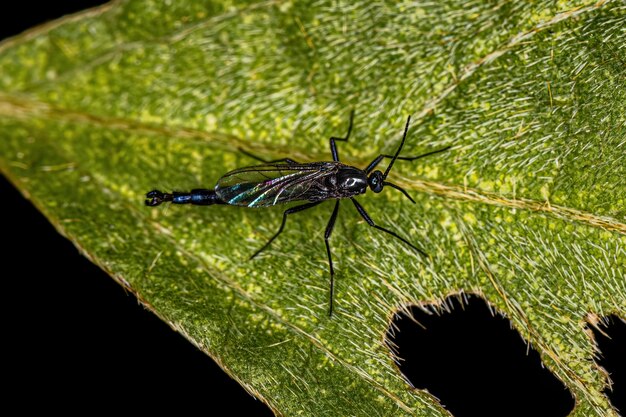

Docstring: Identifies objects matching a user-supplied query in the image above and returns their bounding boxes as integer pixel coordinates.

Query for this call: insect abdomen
[144,189,225,206]
[180,189,224,205]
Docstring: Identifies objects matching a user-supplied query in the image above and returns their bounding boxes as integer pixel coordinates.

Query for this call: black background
[2,2,623,416]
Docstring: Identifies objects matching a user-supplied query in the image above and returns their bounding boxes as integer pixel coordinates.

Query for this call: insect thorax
[308,164,368,201]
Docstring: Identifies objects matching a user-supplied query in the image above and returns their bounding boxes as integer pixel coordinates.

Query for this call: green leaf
[1,0,625,415]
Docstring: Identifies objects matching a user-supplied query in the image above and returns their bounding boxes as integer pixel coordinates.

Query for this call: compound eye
[369,171,384,193]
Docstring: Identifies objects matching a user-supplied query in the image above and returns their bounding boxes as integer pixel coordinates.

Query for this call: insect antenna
[382,181,415,203]
[382,115,411,180]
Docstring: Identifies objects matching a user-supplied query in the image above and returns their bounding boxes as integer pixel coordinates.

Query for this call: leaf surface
[1,1,625,415]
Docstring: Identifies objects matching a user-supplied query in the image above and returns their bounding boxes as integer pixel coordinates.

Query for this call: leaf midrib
[1,91,623,236]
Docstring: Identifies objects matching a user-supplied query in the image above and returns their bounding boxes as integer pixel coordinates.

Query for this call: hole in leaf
[386,294,575,417]
[589,314,626,415]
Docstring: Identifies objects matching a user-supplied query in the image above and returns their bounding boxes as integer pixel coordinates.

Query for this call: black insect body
[146,112,449,316]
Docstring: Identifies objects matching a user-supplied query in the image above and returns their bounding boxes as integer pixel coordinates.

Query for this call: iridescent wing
[215,162,339,207]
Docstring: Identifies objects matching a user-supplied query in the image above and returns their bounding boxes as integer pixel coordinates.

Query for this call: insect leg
[250,201,322,259]
[350,198,428,258]
[324,200,340,317]
[365,146,451,174]
[329,110,355,162]
[238,148,298,164]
